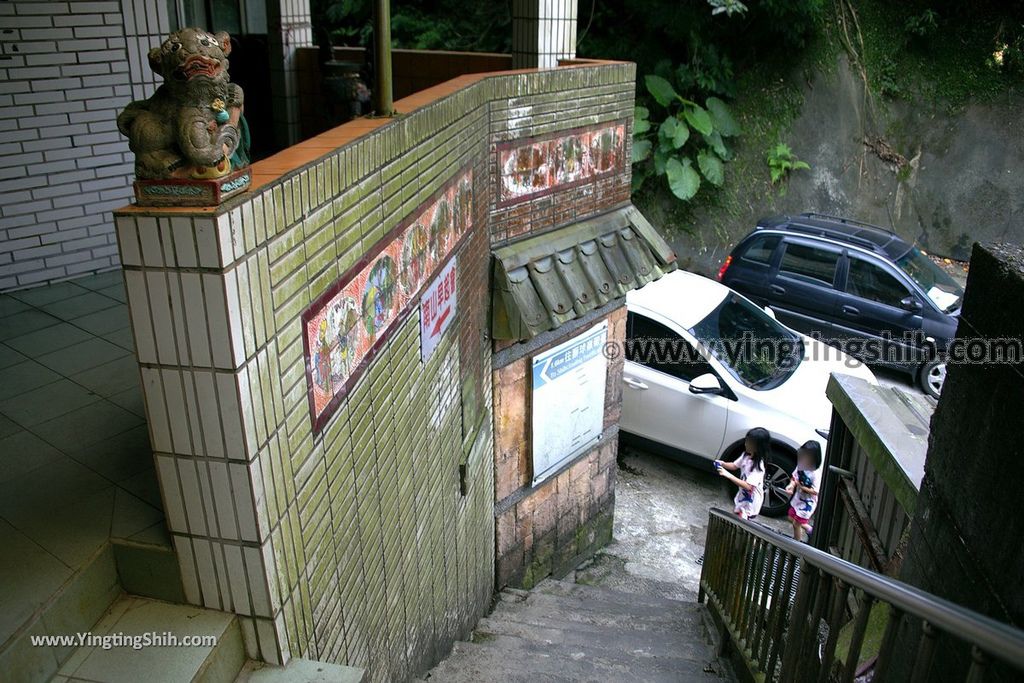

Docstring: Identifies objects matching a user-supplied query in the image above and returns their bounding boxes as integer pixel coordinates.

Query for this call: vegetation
[765,143,810,191]
[310,1,1024,226]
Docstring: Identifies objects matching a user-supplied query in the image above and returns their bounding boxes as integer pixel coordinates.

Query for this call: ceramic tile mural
[303,167,474,429]
[497,121,626,207]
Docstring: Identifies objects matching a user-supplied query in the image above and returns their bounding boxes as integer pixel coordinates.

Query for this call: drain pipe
[372,0,393,116]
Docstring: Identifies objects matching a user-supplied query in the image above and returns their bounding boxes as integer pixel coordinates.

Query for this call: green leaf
[683,105,714,136]
[792,160,811,171]
[672,117,690,148]
[633,106,650,134]
[698,151,725,186]
[645,75,679,108]
[706,97,741,137]
[658,117,690,149]
[770,166,785,184]
[703,131,731,160]
[632,139,652,163]
[653,147,669,175]
[666,157,701,201]
[658,116,678,140]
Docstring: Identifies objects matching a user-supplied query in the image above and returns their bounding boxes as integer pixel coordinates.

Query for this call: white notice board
[531,320,608,485]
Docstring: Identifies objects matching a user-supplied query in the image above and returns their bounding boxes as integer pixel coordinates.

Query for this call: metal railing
[698,509,1024,682]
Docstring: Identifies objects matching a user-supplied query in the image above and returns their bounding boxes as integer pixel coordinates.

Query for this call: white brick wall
[0,1,172,291]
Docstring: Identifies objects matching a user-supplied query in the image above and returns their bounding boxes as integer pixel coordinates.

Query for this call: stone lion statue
[117,28,249,180]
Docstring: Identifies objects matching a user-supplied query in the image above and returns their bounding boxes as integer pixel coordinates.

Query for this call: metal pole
[372,0,393,116]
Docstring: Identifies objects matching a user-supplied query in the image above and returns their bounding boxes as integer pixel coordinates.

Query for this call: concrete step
[235,658,366,682]
[474,612,712,662]
[533,577,694,611]
[495,587,706,634]
[55,596,245,683]
[425,636,729,682]
[0,544,121,683]
[112,538,186,604]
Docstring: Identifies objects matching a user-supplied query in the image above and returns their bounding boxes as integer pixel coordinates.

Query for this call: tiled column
[114,209,287,664]
[512,0,578,69]
[268,0,314,149]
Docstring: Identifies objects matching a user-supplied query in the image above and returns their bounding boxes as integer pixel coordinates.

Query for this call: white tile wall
[0,1,150,290]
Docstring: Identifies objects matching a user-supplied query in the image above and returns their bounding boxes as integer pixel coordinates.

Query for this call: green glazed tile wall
[114,61,634,682]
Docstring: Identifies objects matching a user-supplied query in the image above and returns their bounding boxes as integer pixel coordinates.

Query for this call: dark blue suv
[718,213,964,397]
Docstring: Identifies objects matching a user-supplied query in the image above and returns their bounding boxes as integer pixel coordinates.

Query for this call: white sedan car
[620,270,876,516]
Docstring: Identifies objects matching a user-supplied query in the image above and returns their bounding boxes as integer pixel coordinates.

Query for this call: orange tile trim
[114,60,629,217]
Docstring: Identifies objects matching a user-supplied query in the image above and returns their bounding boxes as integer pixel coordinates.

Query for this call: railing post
[817,578,850,682]
[840,593,875,683]
[780,561,817,681]
[909,620,938,683]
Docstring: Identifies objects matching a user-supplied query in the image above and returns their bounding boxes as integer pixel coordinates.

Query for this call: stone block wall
[493,306,626,588]
[895,242,1024,680]
[114,60,636,681]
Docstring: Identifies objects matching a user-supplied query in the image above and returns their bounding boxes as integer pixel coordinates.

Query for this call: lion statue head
[148,28,232,96]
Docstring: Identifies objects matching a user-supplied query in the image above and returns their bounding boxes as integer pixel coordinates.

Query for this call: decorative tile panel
[496,121,627,207]
[302,167,474,432]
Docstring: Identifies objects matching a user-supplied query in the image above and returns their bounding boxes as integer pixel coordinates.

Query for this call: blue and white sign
[531,320,609,485]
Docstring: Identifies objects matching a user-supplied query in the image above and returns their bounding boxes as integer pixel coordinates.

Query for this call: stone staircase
[422,579,736,682]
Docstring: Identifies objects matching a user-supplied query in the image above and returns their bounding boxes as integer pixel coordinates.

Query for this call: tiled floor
[0,271,166,650]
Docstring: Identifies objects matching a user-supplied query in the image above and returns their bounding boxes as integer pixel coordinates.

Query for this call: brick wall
[0,1,171,291]
[488,78,634,245]
[492,306,626,588]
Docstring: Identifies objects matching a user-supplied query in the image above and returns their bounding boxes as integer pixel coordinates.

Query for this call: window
[779,242,840,286]
[847,258,910,308]
[626,312,714,383]
[740,235,780,265]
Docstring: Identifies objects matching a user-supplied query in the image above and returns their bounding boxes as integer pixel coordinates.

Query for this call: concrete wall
[664,54,1024,276]
[897,242,1024,679]
[113,60,636,681]
[0,0,171,291]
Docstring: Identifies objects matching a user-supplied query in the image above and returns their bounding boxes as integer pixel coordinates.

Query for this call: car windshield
[689,293,803,390]
[895,246,964,312]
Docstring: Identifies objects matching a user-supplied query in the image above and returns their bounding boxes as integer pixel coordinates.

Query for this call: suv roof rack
[799,212,895,235]
[783,223,880,251]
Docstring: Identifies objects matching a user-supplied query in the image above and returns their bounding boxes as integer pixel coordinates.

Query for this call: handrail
[701,508,1024,679]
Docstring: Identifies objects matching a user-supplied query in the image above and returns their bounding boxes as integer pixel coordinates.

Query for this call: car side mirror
[689,372,723,395]
[763,305,777,320]
[900,296,923,313]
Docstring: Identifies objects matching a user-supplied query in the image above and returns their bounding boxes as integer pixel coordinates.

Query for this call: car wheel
[762,450,796,518]
[919,358,946,398]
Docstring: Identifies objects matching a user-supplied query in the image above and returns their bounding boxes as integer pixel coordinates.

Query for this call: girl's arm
[717,469,755,491]
[714,459,740,471]
[798,483,818,495]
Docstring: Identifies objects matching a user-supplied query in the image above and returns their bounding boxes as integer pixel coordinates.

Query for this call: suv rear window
[779,242,839,286]
[739,235,780,265]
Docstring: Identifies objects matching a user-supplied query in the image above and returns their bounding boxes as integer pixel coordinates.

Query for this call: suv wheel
[919,358,946,398]
[762,450,797,518]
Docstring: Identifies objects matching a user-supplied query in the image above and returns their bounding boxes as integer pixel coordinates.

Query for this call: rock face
[116,28,249,181]
[666,54,1024,275]
[422,579,736,682]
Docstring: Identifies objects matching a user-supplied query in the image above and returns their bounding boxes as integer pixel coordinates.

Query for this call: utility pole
[372,0,393,116]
